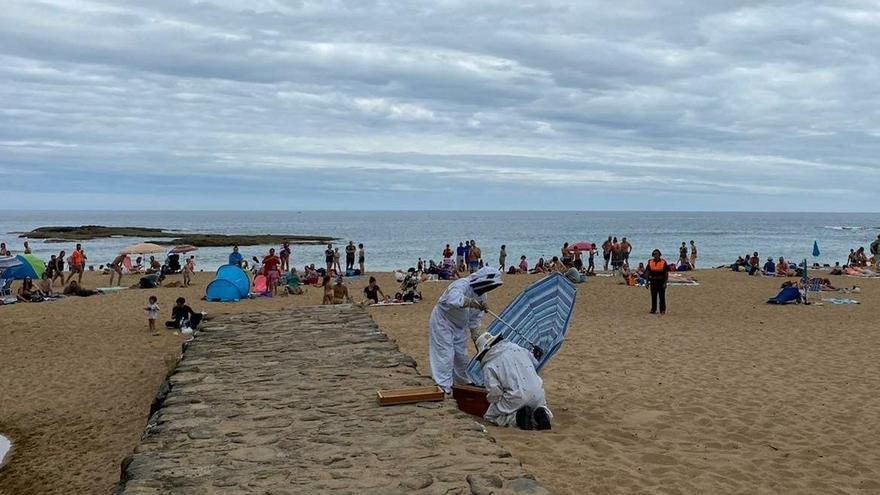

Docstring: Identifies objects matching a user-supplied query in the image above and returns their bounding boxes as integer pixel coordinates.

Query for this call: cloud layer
[2,0,879,210]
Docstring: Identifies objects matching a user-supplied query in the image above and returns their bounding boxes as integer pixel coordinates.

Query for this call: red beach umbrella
[570,241,593,251]
[168,245,199,255]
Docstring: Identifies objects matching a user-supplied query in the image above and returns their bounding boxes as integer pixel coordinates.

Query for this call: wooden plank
[377,386,445,406]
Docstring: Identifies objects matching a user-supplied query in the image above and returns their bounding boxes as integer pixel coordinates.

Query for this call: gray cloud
[1,0,878,210]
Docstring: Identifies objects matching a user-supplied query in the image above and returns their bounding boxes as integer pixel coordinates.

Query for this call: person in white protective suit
[429,266,503,394]
[472,331,553,430]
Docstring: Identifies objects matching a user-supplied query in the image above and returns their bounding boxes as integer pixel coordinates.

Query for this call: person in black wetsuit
[646,249,670,315]
[165,297,203,329]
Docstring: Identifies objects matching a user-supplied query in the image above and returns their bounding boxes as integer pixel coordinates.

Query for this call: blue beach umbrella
[812,241,820,257]
[466,272,577,387]
[6,254,45,280]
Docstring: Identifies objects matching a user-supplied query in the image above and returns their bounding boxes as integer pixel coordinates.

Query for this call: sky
[1,0,879,211]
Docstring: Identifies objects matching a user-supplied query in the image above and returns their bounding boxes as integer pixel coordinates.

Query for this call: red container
[452,384,489,417]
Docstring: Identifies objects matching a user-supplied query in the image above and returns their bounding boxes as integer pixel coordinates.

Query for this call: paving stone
[114,306,543,494]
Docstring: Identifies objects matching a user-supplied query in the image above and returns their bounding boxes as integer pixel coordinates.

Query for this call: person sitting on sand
[362,276,386,305]
[763,257,776,276]
[165,297,203,330]
[332,276,350,304]
[855,247,869,267]
[776,257,794,277]
[748,252,760,276]
[37,272,54,297]
[0,242,9,256]
[63,280,102,297]
[133,256,144,273]
[228,245,244,267]
[282,268,304,295]
[145,256,161,274]
[470,329,552,430]
[17,277,38,302]
[549,256,566,273]
[518,255,528,273]
[531,257,547,274]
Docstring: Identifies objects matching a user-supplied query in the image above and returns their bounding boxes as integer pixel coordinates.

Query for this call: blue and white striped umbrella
[467,272,577,386]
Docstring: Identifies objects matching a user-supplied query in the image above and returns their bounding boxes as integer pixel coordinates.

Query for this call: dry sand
[1,269,879,494]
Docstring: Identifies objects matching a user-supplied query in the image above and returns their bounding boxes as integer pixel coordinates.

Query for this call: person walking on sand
[66,243,85,284]
[358,243,365,274]
[689,240,698,268]
[53,250,65,286]
[109,253,126,286]
[499,244,507,271]
[646,249,670,315]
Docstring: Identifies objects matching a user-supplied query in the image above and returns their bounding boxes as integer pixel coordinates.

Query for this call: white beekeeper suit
[481,339,553,429]
[429,267,502,393]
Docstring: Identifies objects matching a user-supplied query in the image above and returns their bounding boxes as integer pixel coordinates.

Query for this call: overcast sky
[2,0,879,210]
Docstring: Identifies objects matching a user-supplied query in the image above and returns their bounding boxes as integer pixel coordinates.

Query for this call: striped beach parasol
[120,243,165,255]
[466,272,577,386]
[6,254,45,280]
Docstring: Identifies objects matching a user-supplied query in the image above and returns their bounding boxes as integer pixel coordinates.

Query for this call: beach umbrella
[570,241,593,251]
[0,256,23,270]
[6,254,45,280]
[812,241,820,257]
[120,242,165,255]
[466,272,577,387]
[167,245,198,255]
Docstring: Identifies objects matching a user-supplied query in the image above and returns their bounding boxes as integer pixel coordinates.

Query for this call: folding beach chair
[803,278,823,304]
[0,277,12,297]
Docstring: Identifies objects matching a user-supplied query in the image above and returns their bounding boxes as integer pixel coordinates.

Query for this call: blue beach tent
[206,264,251,302]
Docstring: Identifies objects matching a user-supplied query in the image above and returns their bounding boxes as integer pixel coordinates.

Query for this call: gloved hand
[463,298,487,311]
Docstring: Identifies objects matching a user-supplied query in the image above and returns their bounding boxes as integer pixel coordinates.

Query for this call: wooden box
[377,386,445,406]
[452,384,490,417]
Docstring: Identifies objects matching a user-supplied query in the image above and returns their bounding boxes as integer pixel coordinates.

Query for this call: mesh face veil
[469,267,503,295]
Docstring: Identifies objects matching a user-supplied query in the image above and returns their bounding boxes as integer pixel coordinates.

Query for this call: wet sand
[1,269,879,494]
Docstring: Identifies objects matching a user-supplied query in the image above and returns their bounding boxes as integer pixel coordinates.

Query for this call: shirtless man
[601,236,612,271]
[109,253,126,286]
[689,240,698,268]
[620,237,632,266]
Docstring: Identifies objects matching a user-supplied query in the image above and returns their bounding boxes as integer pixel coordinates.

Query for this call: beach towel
[767,286,801,305]
[97,287,129,294]
[371,300,414,306]
[821,297,859,305]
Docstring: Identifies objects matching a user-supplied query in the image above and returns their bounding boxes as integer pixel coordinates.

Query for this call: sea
[2,211,878,272]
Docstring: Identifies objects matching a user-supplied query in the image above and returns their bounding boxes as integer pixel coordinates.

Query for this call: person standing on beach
[145,296,159,333]
[345,241,356,271]
[229,245,244,267]
[646,249,670,314]
[53,250,65,286]
[66,243,85,284]
[456,242,465,270]
[280,242,291,272]
[23,241,32,254]
[109,253,125,286]
[620,237,632,266]
[358,243,365,274]
[263,248,281,295]
[602,236,612,271]
[429,267,503,393]
[469,241,482,272]
[689,240,698,268]
[499,245,507,271]
[679,242,688,267]
[324,244,334,273]
[587,243,596,275]
[869,235,880,268]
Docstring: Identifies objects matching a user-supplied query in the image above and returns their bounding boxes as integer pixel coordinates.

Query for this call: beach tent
[767,285,801,305]
[205,264,250,302]
[6,254,45,280]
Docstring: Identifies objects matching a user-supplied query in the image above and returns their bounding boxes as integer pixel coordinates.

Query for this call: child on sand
[182,256,195,287]
[146,296,159,332]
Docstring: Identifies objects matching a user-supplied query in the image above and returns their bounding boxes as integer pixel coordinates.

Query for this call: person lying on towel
[472,330,553,431]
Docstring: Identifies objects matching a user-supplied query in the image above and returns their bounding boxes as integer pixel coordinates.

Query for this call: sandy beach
[1,268,879,494]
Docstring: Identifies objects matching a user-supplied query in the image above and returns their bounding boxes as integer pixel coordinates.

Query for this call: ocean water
[1,211,877,272]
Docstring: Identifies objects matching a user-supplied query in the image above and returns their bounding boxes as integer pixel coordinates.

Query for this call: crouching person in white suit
[473,331,553,430]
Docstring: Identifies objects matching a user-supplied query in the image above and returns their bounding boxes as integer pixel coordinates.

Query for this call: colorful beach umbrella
[167,245,198,255]
[6,254,45,280]
[466,272,577,386]
[120,243,165,255]
[0,256,23,270]
[570,241,594,251]
[812,241,820,257]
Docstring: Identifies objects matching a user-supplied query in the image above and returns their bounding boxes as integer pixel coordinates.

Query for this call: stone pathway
[115,305,547,494]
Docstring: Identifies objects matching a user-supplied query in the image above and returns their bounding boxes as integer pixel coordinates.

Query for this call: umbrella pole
[484,309,542,354]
